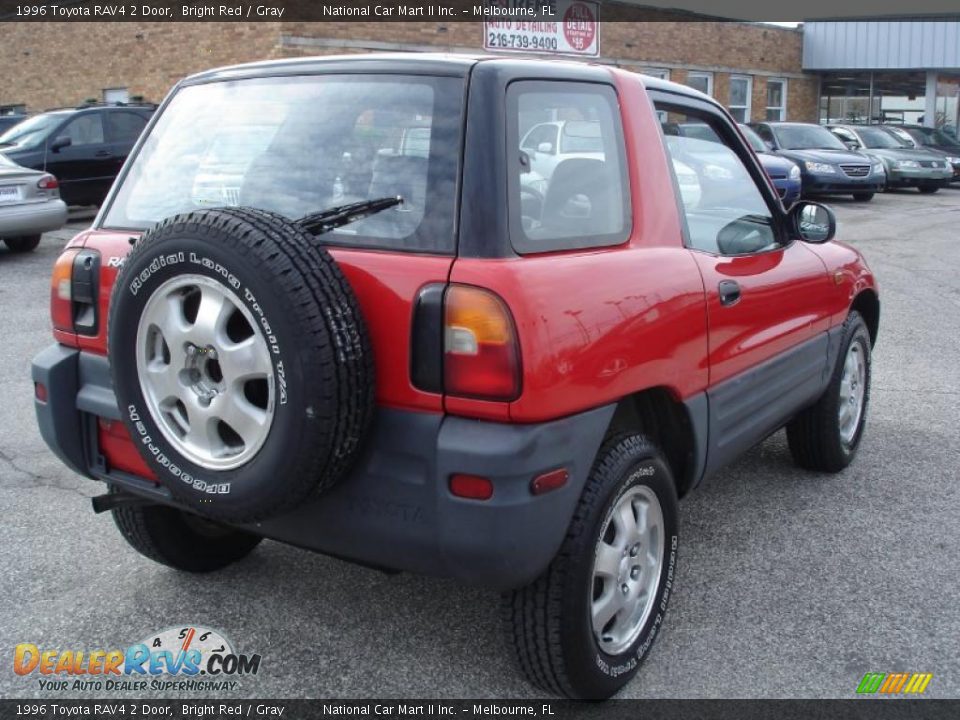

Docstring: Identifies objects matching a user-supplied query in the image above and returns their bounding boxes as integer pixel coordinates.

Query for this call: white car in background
[520,120,605,181]
[0,153,67,253]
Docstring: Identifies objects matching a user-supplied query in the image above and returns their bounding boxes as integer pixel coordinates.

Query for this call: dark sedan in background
[738,123,801,206]
[827,124,952,193]
[749,122,885,201]
[0,103,153,206]
[881,124,960,182]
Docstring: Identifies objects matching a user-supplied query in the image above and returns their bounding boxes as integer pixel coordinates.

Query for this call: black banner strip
[1,700,958,720]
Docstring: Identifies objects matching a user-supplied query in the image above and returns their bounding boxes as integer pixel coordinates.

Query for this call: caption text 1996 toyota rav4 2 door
[32,55,878,699]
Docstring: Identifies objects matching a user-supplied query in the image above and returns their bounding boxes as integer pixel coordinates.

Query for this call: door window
[658,106,779,256]
[107,112,148,142]
[61,114,105,146]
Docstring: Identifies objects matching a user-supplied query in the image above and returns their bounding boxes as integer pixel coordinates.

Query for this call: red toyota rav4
[32,54,878,698]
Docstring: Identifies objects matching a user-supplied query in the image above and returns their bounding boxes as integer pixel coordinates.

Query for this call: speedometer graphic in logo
[139,625,233,671]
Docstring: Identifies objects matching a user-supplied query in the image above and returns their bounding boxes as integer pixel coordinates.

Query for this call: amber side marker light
[34,382,48,403]
[444,285,520,401]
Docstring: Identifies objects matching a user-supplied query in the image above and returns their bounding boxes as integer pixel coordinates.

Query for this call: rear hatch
[78,68,467,415]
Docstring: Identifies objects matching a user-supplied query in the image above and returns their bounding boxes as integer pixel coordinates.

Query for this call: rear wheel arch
[604,387,699,497]
[851,289,879,346]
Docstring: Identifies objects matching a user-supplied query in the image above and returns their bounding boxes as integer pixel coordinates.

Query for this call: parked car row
[0,102,155,253]
[748,121,958,202]
[0,102,154,207]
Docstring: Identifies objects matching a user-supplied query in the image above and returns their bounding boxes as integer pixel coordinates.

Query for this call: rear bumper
[0,199,67,236]
[32,344,614,590]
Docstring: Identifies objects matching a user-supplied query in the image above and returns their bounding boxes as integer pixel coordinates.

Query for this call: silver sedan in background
[0,153,67,253]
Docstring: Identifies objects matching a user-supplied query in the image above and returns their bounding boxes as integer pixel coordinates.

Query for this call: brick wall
[1,21,819,122]
[0,23,283,110]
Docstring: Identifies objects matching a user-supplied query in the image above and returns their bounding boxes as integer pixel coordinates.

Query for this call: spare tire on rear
[108,207,374,523]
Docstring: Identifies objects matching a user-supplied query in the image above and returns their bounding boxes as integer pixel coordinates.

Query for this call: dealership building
[1,16,958,132]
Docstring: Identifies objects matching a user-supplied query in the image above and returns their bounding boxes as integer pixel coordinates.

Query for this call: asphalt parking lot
[1,189,959,700]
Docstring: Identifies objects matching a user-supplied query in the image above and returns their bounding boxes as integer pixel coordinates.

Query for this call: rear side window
[103,74,464,253]
[508,81,630,254]
[107,111,148,142]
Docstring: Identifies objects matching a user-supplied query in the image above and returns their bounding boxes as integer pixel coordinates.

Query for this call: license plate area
[0,185,21,203]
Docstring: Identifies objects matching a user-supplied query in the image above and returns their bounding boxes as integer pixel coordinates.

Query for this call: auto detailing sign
[483,0,600,57]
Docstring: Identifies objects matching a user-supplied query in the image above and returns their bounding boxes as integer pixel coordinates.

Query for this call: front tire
[852,192,874,201]
[503,434,679,699]
[111,489,262,572]
[3,235,41,252]
[918,185,940,194]
[787,311,872,472]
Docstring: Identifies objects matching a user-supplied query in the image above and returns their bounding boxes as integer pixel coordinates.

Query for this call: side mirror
[49,136,72,153]
[792,202,836,243]
[537,142,553,154]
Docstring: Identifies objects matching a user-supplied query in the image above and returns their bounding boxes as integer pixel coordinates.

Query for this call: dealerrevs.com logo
[14,626,261,693]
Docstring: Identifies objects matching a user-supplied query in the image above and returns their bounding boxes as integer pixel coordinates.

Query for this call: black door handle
[718,280,741,307]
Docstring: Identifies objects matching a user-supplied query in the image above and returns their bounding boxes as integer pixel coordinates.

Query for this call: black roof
[181,51,713,106]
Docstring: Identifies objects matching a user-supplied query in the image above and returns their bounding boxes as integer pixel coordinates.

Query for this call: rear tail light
[50,249,100,335]
[443,285,520,401]
[51,249,80,332]
[37,175,58,190]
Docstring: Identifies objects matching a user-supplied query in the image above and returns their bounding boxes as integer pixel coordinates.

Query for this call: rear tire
[787,311,872,472]
[918,185,940,194]
[852,192,874,201]
[3,235,41,252]
[111,489,262,572]
[503,434,679,699]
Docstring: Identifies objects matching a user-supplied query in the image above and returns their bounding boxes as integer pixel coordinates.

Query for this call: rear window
[103,74,464,253]
[508,81,630,254]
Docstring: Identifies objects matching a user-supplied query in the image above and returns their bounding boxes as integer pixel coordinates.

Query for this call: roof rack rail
[41,100,157,112]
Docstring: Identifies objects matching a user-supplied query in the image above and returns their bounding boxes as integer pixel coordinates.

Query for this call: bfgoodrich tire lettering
[108,208,374,523]
[502,434,679,699]
[787,311,872,472]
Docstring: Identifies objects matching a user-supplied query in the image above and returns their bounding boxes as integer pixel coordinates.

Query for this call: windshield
[910,126,960,148]
[855,126,906,149]
[738,124,768,153]
[0,113,63,148]
[103,74,464,253]
[773,124,848,151]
